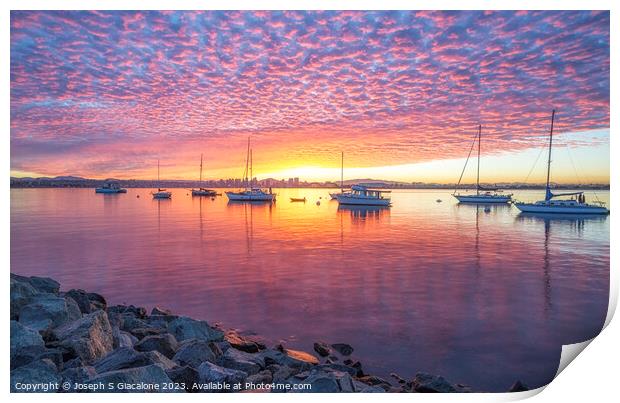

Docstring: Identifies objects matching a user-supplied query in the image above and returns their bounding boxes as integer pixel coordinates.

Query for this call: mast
[340,151,344,193]
[244,137,250,189]
[200,154,203,185]
[250,149,253,188]
[476,125,481,196]
[157,159,160,189]
[545,110,555,201]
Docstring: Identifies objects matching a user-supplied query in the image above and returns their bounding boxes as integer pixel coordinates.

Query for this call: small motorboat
[95,180,127,194]
[290,197,306,202]
[336,185,391,206]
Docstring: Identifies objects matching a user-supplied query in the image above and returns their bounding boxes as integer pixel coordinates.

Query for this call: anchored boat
[453,125,512,203]
[95,180,127,194]
[191,154,217,197]
[226,137,275,202]
[514,110,609,215]
[152,160,172,199]
[336,185,391,206]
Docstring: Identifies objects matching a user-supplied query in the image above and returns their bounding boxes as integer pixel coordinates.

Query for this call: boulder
[198,361,247,385]
[53,310,114,363]
[357,375,393,391]
[166,366,200,392]
[313,341,331,357]
[288,369,340,393]
[173,339,216,368]
[315,363,358,377]
[10,276,38,319]
[64,289,93,314]
[411,372,458,393]
[260,348,316,372]
[10,359,61,393]
[28,276,61,294]
[112,327,138,348]
[269,364,296,383]
[128,327,162,339]
[60,365,97,387]
[94,347,155,373]
[145,350,178,371]
[167,316,224,343]
[151,306,173,316]
[86,364,176,393]
[246,369,273,385]
[331,343,354,356]
[11,345,64,371]
[135,333,178,359]
[10,320,44,352]
[18,294,82,332]
[225,330,266,353]
[107,304,147,319]
[222,347,264,375]
[353,379,386,393]
[87,292,107,311]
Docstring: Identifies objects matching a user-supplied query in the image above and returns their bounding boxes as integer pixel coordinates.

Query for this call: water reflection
[337,204,390,221]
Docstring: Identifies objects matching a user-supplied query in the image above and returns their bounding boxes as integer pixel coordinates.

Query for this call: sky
[10,10,610,184]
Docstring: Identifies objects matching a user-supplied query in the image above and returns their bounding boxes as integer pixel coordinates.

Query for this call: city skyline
[11,11,610,183]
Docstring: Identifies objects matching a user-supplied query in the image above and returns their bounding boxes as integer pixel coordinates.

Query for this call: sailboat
[453,125,513,203]
[191,154,217,197]
[225,137,275,202]
[330,151,345,200]
[152,160,172,199]
[514,110,609,214]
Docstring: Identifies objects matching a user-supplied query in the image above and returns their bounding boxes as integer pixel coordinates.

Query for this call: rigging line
[453,129,479,194]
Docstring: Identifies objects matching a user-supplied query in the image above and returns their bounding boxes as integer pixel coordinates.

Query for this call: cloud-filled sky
[10,10,610,183]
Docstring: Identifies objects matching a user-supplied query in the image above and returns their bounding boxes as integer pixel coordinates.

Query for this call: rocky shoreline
[10,273,529,393]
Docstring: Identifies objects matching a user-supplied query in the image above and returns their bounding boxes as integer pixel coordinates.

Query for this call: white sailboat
[453,125,513,203]
[191,154,217,197]
[514,110,609,215]
[152,160,172,199]
[225,137,275,202]
[329,151,345,200]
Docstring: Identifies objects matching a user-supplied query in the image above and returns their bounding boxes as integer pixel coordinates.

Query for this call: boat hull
[226,192,275,202]
[192,189,217,197]
[336,195,391,206]
[453,194,511,203]
[95,188,127,194]
[152,192,172,199]
[514,203,609,215]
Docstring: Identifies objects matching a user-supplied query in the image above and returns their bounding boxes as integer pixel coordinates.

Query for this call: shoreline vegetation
[9,176,610,190]
[10,273,530,393]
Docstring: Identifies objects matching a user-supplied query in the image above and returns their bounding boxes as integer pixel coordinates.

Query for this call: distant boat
[152,160,172,199]
[191,154,217,197]
[226,137,275,202]
[514,110,609,215]
[95,180,127,194]
[336,184,391,206]
[329,151,345,200]
[453,125,513,203]
[290,197,306,202]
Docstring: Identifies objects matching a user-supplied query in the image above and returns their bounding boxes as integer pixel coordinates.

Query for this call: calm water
[11,188,609,391]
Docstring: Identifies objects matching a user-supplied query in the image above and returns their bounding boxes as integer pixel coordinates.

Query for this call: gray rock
[18,294,82,332]
[10,359,61,393]
[198,361,247,385]
[113,327,138,348]
[246,369,273,385]
[412,372,458,393]
[129,327,162,339]
[173,338,216,368]
[167,316,224,343]
[10,277,38,319]
[313,341,331,357]
[54,310,114,363]
[108,304,147,319]
[10,320,44,352]
[135,333,178,359]
[151,306,173,316]
[144,351,178,371]
[269,364,296,383]
[28,276,61,294]
[357,375,393,391]
[166,366,200,392]
[94,347,155,373]
[120,314,149,332]
[61,365,97,386]
[288,369,340,393]
[353,380,386,393]
[64,289,93,314]
[11,345,64,371]
[225,330,266,353]
[222,347,264,375]
[87,292,107,311]
[315,363,358,377]
[87,364,177,393]
[260,348,316,372]
[331,343,354,356]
